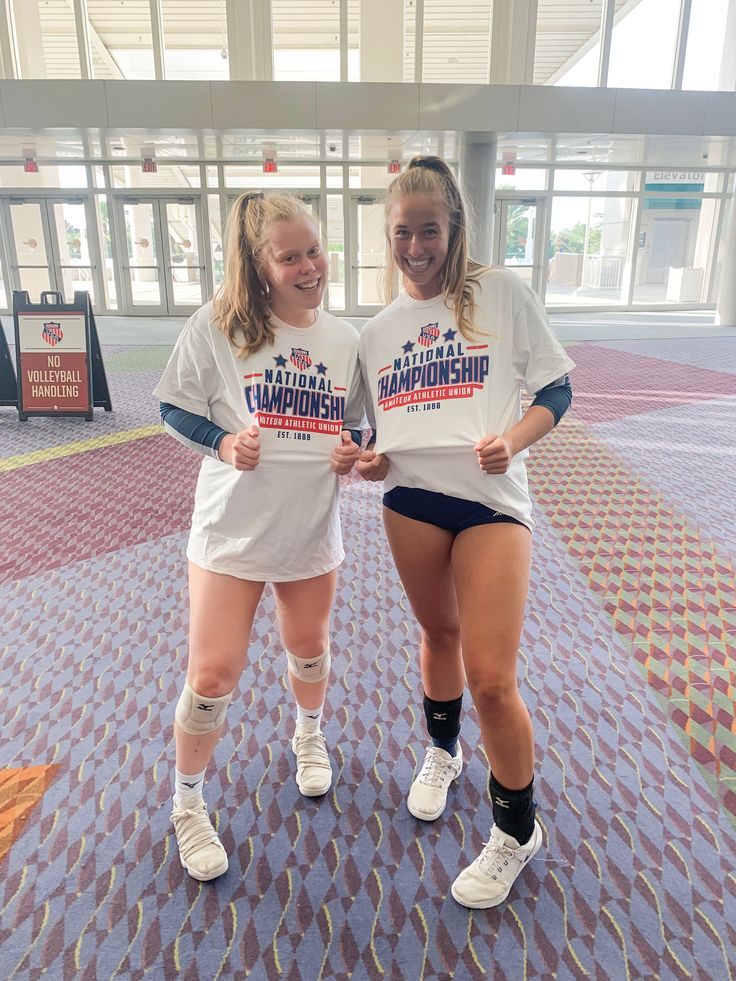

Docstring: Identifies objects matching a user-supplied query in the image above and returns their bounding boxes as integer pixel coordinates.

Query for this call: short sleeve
[153,314,220,417]
[511,290,576,395]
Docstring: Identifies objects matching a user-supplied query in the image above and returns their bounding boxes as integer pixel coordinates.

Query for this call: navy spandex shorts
[382,486,528,535]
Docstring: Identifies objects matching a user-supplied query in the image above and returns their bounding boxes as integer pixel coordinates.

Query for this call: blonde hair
[213,192,318,357]
[383,156,488,340]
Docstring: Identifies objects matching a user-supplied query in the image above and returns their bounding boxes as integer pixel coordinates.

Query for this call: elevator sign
[17,311,90,414]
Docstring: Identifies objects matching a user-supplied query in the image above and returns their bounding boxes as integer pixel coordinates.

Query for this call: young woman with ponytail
[155,192,364,881]
[358,156,574,908]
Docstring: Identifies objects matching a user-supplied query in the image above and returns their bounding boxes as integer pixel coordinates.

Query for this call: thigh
[383,506,459,633]
[451,523,532,682]
[188,561,266,690]
[273,569,337,656]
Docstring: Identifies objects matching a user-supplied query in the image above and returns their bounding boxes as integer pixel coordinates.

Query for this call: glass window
[87,0,155,79]
[496,169,547,192]
[608,0,680,89]
[553,170,637,192]
[634,193,711,304]
[95,195,117,310]
[162,0,229,80]
[223,166,321,190]
[110,165,202,189]
[326,195,346,311]
[272,0,340,80]
[547,196,634,306]
[711,197,731,302]
[421,0,492,83]
[404,0,416,81]
[683,0,731,91]
[11,0,81,78]
[208,195,225,289]
[538,0,603,87]
[0,165,87,188]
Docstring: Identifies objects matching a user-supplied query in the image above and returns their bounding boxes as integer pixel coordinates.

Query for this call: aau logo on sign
[42,321,63,347]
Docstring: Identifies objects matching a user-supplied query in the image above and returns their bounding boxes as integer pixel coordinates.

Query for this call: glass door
[118,199,166,314]
[5,200,53,300]
[493,198,544,294]
[3,198,99,305]
[162,199,205,314]
[350,194,384,316]
[49,200,98,303]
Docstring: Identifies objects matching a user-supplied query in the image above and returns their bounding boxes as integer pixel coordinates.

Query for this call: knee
[466,670,518,715]
[421,622,461,655]
[282,633,329,659]
[187,665,238,698]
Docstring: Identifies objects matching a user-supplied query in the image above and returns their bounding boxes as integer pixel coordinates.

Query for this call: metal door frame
[349,192,385,317]
[492,195,546,295]
[2,196,102,305]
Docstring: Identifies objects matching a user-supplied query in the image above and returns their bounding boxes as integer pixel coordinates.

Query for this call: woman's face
[260,214,328,326]
[387,192,450,300]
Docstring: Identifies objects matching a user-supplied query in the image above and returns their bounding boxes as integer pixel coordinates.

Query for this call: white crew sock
[296,703,324,732]
[174,766,207,804]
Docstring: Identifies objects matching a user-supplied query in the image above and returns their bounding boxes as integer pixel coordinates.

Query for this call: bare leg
[382,508,464,700]
[273,568,336,711]
[176,562,265,777]
[451,523,533,790]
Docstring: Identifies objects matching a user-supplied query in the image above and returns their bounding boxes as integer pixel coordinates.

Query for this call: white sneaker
[407,744,463,821]
[291,727,332,796]
[451,820,543,909]
[171,795,228,882]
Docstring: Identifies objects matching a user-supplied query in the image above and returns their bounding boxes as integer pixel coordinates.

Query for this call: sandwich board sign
[13,290,111,421]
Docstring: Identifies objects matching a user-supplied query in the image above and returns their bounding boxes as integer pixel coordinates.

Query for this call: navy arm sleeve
[160,402,229,459]
[529,375,572,426]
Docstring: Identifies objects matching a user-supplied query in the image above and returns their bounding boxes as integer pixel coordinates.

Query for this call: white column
[0,0,20,78]
[149,0,165,79]
[226,0,272,80]
[72,0,93,78]
[719,0,736,90]
[715,188,736,326]
[361,0,403,81]
[489,0,537,84]
[458,140,496,265]
[12,0,46,77]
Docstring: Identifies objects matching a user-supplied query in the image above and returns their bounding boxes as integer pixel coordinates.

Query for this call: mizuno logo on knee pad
[286,646,332,683]
[432,712,448,720]
[175,682,233,735]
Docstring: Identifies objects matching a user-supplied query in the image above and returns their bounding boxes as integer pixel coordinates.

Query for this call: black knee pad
[423,693,463,741]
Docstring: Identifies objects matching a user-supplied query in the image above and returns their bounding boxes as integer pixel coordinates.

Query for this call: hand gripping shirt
[358,268,575,531]
[154,301,363,581]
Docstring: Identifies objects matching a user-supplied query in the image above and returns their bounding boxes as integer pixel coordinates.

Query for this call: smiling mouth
[405,258,431,271]
[296,278,321,291]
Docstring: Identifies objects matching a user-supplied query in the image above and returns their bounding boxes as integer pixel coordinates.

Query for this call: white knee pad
[286,644,331,683]
[175,681,233,736]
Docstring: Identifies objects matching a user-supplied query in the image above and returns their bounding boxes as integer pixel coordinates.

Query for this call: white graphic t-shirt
[155,302,363,581]
[359,268,575,530]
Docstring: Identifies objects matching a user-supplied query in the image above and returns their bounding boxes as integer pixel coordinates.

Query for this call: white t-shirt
[358,268,575,530]
[155,302,363,581]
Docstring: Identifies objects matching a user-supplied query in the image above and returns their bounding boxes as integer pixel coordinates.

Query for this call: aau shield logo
[417,322,440,347]
[290,347,312,370]
[42,321,63,347]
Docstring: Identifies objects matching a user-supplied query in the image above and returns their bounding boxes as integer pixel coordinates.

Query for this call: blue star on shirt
[402,340,415,353]
[274,354,287,367]
[443,328,457,341]
[315,362,328,375]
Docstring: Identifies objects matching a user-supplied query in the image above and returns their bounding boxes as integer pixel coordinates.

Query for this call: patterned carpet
[1,336,735,980]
